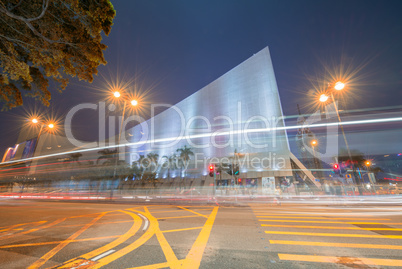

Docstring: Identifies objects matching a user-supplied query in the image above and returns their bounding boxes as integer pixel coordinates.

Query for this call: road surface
[0,200,401,268]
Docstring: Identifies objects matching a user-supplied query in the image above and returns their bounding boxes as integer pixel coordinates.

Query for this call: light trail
[1,116,401,166]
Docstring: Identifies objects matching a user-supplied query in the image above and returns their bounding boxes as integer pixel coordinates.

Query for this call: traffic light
[227,164,239,175]
[209,165,214,177]
[333,163,340,174]
[234,165,239,175]
[238,178,242,185]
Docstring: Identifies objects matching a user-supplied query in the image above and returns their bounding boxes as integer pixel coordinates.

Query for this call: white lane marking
[91,249,116,261]
[137,213,149,231]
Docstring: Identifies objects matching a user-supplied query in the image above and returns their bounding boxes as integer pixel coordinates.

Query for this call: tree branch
[0,3,74,46]
[0,0,50,22]
[8,0,24,11]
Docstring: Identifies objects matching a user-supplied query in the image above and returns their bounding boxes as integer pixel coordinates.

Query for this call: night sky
[1,0,402,155]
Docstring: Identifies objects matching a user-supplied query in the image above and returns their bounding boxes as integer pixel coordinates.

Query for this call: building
[123,47,317,190]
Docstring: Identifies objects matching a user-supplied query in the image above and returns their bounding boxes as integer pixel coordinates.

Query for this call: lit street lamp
[319,81,361,194]
[111,91,138,178]
[310,139,319,175]
[319,94,329,103]
[28,118,56,173]
[334,81,345,91]
[30,118,56,141]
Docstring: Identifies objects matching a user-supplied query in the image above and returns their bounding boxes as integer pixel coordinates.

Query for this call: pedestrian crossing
[251,204,402,267]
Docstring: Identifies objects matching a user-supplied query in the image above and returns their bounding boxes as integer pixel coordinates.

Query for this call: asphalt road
[0,200,402,268]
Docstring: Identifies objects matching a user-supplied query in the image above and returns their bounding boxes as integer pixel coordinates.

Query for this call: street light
[111,91,139,179]
[28,118,57,173]
[319,94,329,102]
[334,81,345,91]
[130,99,138,106]
[311,140,317,146]
[310,140,319,175]
[318,81,360,193]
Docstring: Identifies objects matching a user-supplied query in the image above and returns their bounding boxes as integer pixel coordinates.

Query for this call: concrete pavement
[0,200,401,268]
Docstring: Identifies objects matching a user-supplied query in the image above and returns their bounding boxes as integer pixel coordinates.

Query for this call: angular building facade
[124,47,294,185]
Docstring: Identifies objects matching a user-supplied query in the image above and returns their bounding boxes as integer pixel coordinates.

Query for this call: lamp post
[111,91,138,178]
[319,82,362,194]
[29,118,56,174]
[30,118,56,153]
[310,139,320,182]
[311,139,318,163]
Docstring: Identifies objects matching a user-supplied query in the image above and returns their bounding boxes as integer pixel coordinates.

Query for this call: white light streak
[1,116,402,165]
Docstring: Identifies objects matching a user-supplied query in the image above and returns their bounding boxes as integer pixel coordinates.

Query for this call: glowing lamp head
[48,123,54,129]
[365,161,371,166]
[319,94,329,102]
[32,118,38,124]
[334,81,345,91]
[113,91,121,98]
[311,140,317,146]
[130,99,138,106]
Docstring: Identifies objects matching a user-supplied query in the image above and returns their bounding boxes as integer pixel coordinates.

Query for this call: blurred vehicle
[376,185,390,195]
[389,186,402,195]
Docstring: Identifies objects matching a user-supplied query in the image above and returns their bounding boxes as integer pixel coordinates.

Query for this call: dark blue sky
[1,0,402,154]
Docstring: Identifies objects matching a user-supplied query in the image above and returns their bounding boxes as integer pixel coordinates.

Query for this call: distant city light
[334,81,345,91]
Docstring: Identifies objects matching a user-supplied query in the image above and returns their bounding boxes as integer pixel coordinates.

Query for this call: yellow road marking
[51,210,141,267]
[93,207,158,268]
[157,215,202,220]
[162,227,203,233]
[147,210,184,214]
[257,216,390,220]
[0,235,119,248]
[178,206,208,218]
[278,253,402,266]
[69,210,119,218]
[0,218,66,241]
[0,221,46,232]
[56,219,133,229]
[262,224,402,231]
[78,210,141,261]
[259,219,384,224]
[265,231,402,239]
[28,212,106,269]
[270,240,402,250]
[128,260,185,269]
[253,212,373,217]
[181,206,219,269]
[154,213,181,268]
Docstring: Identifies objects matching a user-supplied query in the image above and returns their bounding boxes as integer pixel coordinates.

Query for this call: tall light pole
[111,91,138,179]
[311,139,318,162]
[319,81,361,193]
[29,118,56,174]
[319,82,352,161]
